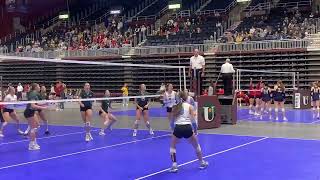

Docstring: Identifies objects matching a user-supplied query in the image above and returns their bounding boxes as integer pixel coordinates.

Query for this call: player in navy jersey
[260,82,272,120]
[311,82,320,119]
[133,84,154,137]
[273,81,287,121]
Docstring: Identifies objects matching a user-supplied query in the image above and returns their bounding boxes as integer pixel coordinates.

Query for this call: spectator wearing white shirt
[189,49,205,95]
[221,58,235,96]
[17,83,23,100]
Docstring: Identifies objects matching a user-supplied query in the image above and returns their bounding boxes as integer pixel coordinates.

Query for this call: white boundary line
[134,137,268,180]
[0,129,100,146]
[0,134,170,171]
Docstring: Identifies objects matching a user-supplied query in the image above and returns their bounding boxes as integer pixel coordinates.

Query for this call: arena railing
[0,39,310,58]
[204,39,309,52]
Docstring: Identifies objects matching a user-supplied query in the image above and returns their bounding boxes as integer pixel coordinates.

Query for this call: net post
[183,67,187,91]
[239,69,241,92]
[297,72,300,89]
[0,76,2,101]
[293,72,296,89]
[233,72,235,94]
[179,67,182,91]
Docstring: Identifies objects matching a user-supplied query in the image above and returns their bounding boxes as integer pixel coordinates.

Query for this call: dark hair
[172,91,188,118]
[31,83,39,91]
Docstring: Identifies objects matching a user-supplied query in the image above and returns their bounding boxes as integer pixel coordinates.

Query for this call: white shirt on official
[17,85,23,92]
[50,87,55,94]
[220,62,235,74]
[190,55,205,70]
[164,91,177,108]
[175,102,192,125]
[208,86,214,96]
[4,94,17,109]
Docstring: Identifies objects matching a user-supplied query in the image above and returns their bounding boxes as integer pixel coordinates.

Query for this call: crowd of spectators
[9,16,135,53]
[217,9,319,43]
[1,8,319,52]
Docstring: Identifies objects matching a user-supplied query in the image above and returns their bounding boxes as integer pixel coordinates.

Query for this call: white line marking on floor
[134,137,268,180]
[0,134,170,171]
[0,129,100,146]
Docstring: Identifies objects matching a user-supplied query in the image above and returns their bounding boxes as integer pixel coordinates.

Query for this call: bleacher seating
[145,15,224,46]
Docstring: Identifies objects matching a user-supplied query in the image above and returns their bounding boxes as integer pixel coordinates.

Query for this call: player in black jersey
[79,83,94,142]
[133,84,154,137]
[98,90,118,136]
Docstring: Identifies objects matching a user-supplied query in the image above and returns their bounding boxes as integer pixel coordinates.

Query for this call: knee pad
[196,145,202,153]
[30,128,38,133]
[275,108,278,113]
[282,108,285,113]
[170,147,176,154]
[269,108,272,112]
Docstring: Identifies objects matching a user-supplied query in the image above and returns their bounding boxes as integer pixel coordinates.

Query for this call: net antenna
[236,69,298,92]
[0,55,187,100]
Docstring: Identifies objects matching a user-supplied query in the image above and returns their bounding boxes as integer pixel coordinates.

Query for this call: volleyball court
[0,56,319,180]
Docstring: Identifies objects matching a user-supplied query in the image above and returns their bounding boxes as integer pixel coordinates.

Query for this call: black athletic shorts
[24,109,36,119]
[167,107,173,113]
[80,106,92,112]
[173,124,194,139]
[3,108,14,114]
[136,107,149,112]
[98,110,108,116]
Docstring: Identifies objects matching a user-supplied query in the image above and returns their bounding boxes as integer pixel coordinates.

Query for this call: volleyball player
[79,83,94,142]
[24,85,50,135]
[163,83,177,130]
[0,87,24,137]
[98,90,118,136]
[260,82,272,120]
[24,83,48,150]
[273,80,287,121]
[184,89,198,135]
[169,91,208,173]
[133,84,154,137]
[248,78,262,115]
[311,82,320,118]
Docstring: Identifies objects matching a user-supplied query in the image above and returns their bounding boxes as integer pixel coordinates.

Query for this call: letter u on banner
[203,106,215,122]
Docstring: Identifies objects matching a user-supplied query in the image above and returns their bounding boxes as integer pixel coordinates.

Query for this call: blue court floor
[113,106,320,125]
[0,124,319,180]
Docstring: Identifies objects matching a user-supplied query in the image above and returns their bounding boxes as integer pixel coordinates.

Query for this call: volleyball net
[0,55,187,130]
[236,69,298,92]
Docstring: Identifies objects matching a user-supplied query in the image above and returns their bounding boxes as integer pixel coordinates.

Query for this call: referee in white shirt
[189,49,205,95]
[220,58,235,96]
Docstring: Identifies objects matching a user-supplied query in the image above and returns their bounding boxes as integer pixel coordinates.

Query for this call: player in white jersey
[163,84,178,130]
[184,89,198,134]
[0,87,24,137]
[169,91,208,173]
